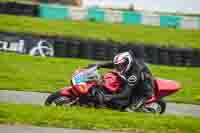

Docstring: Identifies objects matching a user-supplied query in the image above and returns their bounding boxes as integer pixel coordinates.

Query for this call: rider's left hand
[104,95,113,102]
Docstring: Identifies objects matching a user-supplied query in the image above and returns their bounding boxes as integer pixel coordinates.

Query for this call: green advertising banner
[87,7,105,22]
[122,11,142,24]
[39,4,69,19]
[160,15,181,28]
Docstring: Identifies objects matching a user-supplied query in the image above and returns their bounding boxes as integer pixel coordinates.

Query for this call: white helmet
[113,52,133,74]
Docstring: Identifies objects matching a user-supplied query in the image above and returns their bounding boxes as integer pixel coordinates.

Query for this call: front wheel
[45,92,77,106]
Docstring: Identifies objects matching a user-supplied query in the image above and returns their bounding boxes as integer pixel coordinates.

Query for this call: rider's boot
[124,97,148,112]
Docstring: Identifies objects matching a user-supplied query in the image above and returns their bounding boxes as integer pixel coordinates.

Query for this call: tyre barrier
[0,31,200,67]
[0,2,38,16]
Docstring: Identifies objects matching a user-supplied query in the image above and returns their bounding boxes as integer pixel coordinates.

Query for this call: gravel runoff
[0,90,200,117]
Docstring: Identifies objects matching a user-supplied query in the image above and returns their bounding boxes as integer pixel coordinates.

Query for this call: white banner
[0,34,54,57]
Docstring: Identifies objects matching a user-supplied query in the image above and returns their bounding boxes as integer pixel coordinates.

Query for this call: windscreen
[72,66,100,85]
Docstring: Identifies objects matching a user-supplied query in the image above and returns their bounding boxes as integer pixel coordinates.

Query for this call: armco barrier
[0,31,200,67]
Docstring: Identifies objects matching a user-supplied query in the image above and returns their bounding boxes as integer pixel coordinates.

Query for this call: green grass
[0,103,200,133]
[0,14,200,48]
[0,52,200,104]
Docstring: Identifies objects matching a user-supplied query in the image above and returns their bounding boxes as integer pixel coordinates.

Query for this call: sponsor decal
[29,40,54,57]
[0,37,54,57]
[128,75,137,86]
[0,40,25,53]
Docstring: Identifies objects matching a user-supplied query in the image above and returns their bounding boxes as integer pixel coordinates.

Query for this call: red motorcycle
[45,66,181,114]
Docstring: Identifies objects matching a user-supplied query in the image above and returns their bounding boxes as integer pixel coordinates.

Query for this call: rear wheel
[143,100,166,114]
[157,100,166,114]
[45,92,77,106]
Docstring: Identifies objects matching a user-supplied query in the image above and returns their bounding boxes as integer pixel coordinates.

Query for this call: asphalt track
[0,90,200,117]
[0,125,123,133]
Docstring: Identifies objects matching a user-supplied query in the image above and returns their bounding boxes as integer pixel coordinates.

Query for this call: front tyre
[45,92,76,106]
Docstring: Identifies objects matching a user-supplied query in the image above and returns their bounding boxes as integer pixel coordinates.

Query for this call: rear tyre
[143,99,166,114]
[45,92,76,106]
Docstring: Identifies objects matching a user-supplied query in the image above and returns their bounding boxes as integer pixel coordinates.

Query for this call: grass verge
[0,52,200,104]
[0,14,200,48]
[0,103,200,133]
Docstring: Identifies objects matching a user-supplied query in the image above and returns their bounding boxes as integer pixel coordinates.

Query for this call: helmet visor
[114,63,128,73]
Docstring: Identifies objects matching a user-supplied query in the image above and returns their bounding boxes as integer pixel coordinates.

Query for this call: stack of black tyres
[0,2,37,16]
[0,2,7,13]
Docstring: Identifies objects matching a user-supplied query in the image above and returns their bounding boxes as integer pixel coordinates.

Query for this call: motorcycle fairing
[103,72,122,93]
[60,82,96,97]
[154,78,181,98]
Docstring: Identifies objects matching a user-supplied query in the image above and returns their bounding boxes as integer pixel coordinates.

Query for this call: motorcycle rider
[89,50,154,111]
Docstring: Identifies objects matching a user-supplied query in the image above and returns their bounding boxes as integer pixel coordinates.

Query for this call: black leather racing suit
[97,59,154,110]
